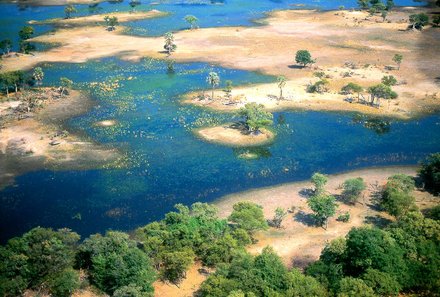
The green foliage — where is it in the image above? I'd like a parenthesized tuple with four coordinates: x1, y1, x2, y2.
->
(368, 83, 397, 106)
(0, 227, 80, 296)
(277, 75, 286, 99)
(361, 269, 400, 296)
(104, 15, 118, 31)
(425, 204, 440, 220)
(320, 237, 347, 264)
(433, 15, 440, 27)
(113, 284, 147, 297)
(60, 77, 73, 96)
(223, 80, 233, 99)
(64, 4, 77, 19)
(306, 79, 329, 93)
(419, 152, 440, 195)
(341, 82, 363, 96)
(307, 194, 337, 229)
(32, 67, 44, 85)
(49, 268, 81, 297)
(409, 13, 429, 30)
(286, 268, 328, 297)
(268, 207, 287, 228)
(381, 174, 417, 217)
(160, 249, 194, 284)
(184, 15, 199, 29)
(392, 54, 403, 70)
(311, 172, 328, 195)
(295, 50, 315, 67)
(163, 32, 177, 55)
(238, 102, 273, 133)
(229, 201, 268, 234)
(342, 178, 366, 204)
(0, 70, 25, 95)
(77, 231, 156, 296)
(18, 26, 34, 53)
(0, 39, 12, 55)
(199, 234, 240, 266)
(337, 212, 350, 223)
(207, 71, 220, 99)
(337, 277, 376, 297)
(381, 75, 397, 86)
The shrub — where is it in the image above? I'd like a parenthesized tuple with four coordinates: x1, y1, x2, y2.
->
(419, 153, 440, 195)
(342, 178, 366, 204)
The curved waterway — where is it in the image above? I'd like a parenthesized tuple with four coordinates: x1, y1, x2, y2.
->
(0, 0, 437, 242)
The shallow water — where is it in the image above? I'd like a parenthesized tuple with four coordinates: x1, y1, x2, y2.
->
(0, 0, 438, 242)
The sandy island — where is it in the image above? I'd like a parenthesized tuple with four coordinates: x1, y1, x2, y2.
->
(196, 125, 274, 147)
(1, 8, 439, 119)
(2, 0, 105, 6)
(0, 88, 120, 189)
(29, 10, 168, 26)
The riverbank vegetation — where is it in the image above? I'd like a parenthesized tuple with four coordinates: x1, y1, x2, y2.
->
(1, 156, 439, 297)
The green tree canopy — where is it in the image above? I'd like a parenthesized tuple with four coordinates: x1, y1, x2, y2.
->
(307, 193, 337, 229)
(238, 102, 273, 133)
(184, 15, 199, 29)
(295, 50, 315, 67)
(409, 13, 429, 30)
(342, 177, 366, 204)
(64, 4, 77, 19)
(228, 201, 268, 234)
(163, 31, 177, 55)
(419, 153, 440, 195)
(311, 172, 328, 195)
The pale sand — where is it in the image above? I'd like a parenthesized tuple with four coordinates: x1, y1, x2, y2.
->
(0, 89, 120, 189)
(196, 125, 274, 147)
(215, 166, 438, 267)
(1, 8, 438, 118)
(29, 10, 168, 26)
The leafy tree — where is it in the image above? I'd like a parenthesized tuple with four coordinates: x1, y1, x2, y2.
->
(387, 174, 415, 193)
(160, 249, 194, 285)
(425, 204, 440, 220)
(269, 207, 287, 228)
(18, 26, 34, 53)
(199, 234, 239, 266)
(32, 67, 44, 86)
(307, 79, 329, 94)
(238, 102, 273, 133)
(381, 75, 397, 86)
(223, 80, 233, 100)
(64, 4, 77, 19)
(228, 201, 268, 234)
(0, 39, 12, 55)
(308, 194, 337, 229)
(184, 15, 199, 29)
(419, 152, 440, 195)
(0, 71, 23, 96)
(49, 268, 81, 297)
(320, 237, 347, 264)
(341, 82, 363, 101)
(361, 269, 400, 296)
(206, 71, 220, 100)
(337, 277, 375, 297)
(311, 172, 328, 195)
(409, 13, 429, 30)
(386, 0, 394, 10)
(342, 177, 366, 204)
(163, 32, 177, 55)
(381, 186, 416, 217)
(60, 77, 73, 96)
(367, 83, 397, 106)
(104, 15, 118, 31)
(277, 75, 286, 99)
(381, 10, 388, 22)
(433, 15, 440, 27)
(357, 0, 370, 9)
(113, 284, 146, 297)
(295, 50, 315, 67)
(285, 269, 328, 297)
(392, 54, 403, 70)
(77, 231, 156, 295)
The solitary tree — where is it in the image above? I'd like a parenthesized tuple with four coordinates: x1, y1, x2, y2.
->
(311, 172, 328, 195)
(32, 67, 44, 86)
(18, 26, 34, 53)
(163, 32, 177, 56)
(0, 39, 12, 55)
(64, 5, 77, 19)
(341, 82, 363, 101)
(295, 50, 315, 67)
(409, 13, 429, 30)
(307, 194, 337, 229)
(270, 207, 287, 228)
(206, 71, 220, 100)
(223, 80, 233, 100)
(277, 75, 286, 100)
(184, 15, 199, 30)
(433, 15, 440, 27)
(418, 153, 440, 195)
(342, 177, 366, 204)
(59, 77, 73, 96)
(238, 102, 273, 133)
(381, 75, 397, 86)
(392, 54, 403, 70)
(368, 83, 397, 107)
(104, 16, 118, 31)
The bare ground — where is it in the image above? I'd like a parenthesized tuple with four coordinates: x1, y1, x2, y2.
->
(195, 125, 274, 147)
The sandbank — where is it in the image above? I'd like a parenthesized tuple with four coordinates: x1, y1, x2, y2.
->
(215, 165, 438, 266)
(195, 125, 274, 147)
(0, 88, 120, 189)
(1, 8, 439, 118)
(29, 10, 168, 26)
(2, 0, 105, 6)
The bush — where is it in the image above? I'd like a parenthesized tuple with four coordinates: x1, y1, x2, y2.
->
(381, 174, 417, 217)
(311, 172, 328, 195)
(337, 277, 376, 297)
(419, 153, 440, 195)
(49, 269, 81, 297)
(337, 212, 350, 223)
(342, 178, 366, 204)
(361, 269, 400, 296)
(228, 202, 268, 234)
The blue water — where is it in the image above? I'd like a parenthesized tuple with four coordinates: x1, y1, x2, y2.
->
(0, 0, 438, 242)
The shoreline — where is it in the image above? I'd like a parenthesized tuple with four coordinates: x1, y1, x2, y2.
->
(214, 164, 436, 266)
(195, 125, 275, 147)
(0, 88, 121, 189)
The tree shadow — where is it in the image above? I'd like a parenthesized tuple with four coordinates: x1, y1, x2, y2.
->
(294, 210, 315, 227)
(299, 188, 314, 198)
(288, 64, 305, 69)
(364, 215, 392, 228)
